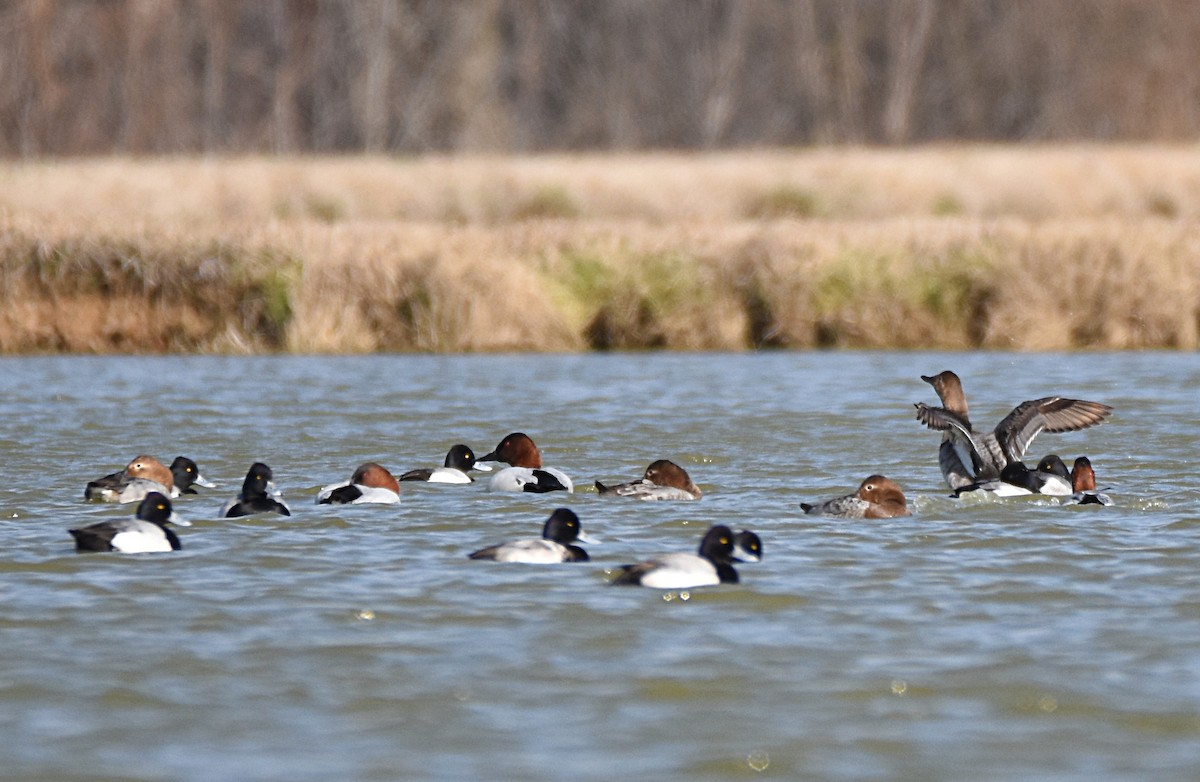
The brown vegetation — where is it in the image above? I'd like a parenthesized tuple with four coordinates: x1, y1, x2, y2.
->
(5, 1, 1200, 156)
(1, 147, 1198, 353)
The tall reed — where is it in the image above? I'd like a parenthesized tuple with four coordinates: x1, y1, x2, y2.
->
(2, 148, 1197, 352)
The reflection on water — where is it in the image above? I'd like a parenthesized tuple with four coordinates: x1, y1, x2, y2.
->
(1, 351, 1198, 781)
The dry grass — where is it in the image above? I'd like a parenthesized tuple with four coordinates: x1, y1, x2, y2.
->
(2, 146, 1199, 352)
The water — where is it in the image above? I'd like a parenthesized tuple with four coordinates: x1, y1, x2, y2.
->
(0, 351, 1197, 781)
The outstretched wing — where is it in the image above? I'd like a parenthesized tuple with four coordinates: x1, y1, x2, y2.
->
(916, 403, 988, 480)
(993, 397, 1113, 462)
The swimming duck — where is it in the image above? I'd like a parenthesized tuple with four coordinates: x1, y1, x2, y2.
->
(801, 475, 910, 518)
(84, 455, 179, 503)
(479, 433, 573, 493)
(170, 456, 216, 495)
(610, 525, 740, 588)
(953, 455, 1073, 498)
(1067, 456, 1113, 506)
(221, 462, 292, 518)
(69, 492, 190, 553)
(732, 530, 763, 563)
(317, 462, 401, 505)
(595, 459, 702, 500)
(399, 444, 491, 484)
(467, 508, 594, 563)
(915, 370, 1113, 491)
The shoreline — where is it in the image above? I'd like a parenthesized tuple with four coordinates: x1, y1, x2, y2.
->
(3, 149, 1198, 353)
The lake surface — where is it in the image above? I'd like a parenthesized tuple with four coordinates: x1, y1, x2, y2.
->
(1, 351, 1197, 781)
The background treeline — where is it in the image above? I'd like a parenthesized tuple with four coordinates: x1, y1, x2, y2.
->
(5, 0, 1200, 157)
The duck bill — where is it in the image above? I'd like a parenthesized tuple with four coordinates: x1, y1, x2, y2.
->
(193, 474, 217, 488)
(471, 462, 493, 472)
(169, 512, 193, 527)
(576, 531, 601, 544)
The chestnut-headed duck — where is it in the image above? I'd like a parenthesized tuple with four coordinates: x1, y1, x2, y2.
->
(801, 475, 910, 518)
(84, 455, 180, 503)
(317, 462, 401, 505)
(70, 492, 190, 553)
(915, 370, 1113, 491)
(479, 432, 573, 493)
(595, 459, 702, 501)
(610, 525, 740, 588)
(467, 508, 594, 563)
(221, 462, 291, 518)
(1067, 456, 1113, 506)
(399, 444, 492, 484)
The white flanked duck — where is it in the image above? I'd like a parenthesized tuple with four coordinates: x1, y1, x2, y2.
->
(610, 525, 741, 589)
(479, 433, 573, 493)
(317, 462, 401, 505)
(399, 444, 491, 484)
(468, 508, 594, 563)
(70, 492, 190, 553)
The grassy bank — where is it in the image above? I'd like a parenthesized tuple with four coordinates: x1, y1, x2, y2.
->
(2, 147, 1198, 352)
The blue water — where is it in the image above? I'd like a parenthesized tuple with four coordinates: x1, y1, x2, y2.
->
(0, 351, 1197, 780)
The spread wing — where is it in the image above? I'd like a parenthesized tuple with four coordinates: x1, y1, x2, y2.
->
(915, 403, 988, 479)
(993, 397, 1113, 462)
(915, 403, 973, 437)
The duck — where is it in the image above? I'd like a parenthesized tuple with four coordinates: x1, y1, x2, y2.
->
(801, 475, 909, 518)
(221, 462, 292, 518)
(170, 456, 216, 495)
(467, 508, 594, 563)
(952, 461, 1041, 497)
(84, 454, 180, 503)
(317, 462, 401, 505)
(479, 432, 573, 493)
(1033, 454, 1074, 495)
(1066, 456, 1113, 506)
(69, 492, 190, 553)
(732, 530, 763, 563)
(399, 444, 491, 484)
(595, 459, 702, 500)
(915, 370, 1113, 491)
(952, 455, 1074, 498)
(610, 525, 740, 588)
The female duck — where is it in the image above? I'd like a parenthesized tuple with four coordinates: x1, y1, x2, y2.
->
(468, 508, 594, 563)
(801, 475, 909, 518)
(595, 459, 702, 501)
(611, 525, 740, 588)
(317, 462, 401, 505)
(479, 433, 573, 493)
(222, 462, 292, 518)
(84, 454, 179, 503)
(70, 492, 191, 553)
(399, 444, 491, 484)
